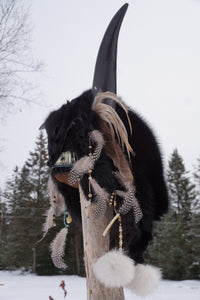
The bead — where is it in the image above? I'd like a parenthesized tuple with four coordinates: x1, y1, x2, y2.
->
(67, 214, 72, 224)
(88, 193, 92, 198)
(88, 169, 92, 174)
(89, 145, 92, 149)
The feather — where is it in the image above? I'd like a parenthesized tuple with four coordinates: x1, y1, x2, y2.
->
(50, 227, 68, 269)
(69, 156, 94, 184)
(89, 130, 105, 161)
(92, 92, 133, 160)
(48, 177, 65, 215)
(115, 172, 143, 222)
(43, 207, 54, 233)
(100, 120, 134, 183)
(69, 130, 105, 184)
(89, 177, 109, 218)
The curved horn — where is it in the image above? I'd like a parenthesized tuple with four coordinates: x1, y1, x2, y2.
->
(92, 3, 128, 97)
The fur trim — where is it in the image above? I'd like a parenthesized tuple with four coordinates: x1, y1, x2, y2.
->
(127, 264, 161, 297)
(93, 250, 135, 288)
(50, 227, 68, 269)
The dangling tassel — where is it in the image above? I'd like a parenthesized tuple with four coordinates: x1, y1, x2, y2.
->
(50, 207, 72, 269)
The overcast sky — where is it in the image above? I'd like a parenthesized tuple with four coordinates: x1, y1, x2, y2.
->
(0, 0, 200, 187)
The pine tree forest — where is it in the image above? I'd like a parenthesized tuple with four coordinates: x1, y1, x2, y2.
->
(0, 134, 199, 280)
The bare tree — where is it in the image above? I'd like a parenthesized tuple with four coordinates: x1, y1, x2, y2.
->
(0, 0, 41, 120)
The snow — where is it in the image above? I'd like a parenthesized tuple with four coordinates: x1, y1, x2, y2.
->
(0, 271, 199, 300)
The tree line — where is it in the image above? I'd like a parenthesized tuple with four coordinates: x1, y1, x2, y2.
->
(0, 132, 199, 280)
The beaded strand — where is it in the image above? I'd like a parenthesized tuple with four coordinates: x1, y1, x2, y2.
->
(53, 196, 57, 227)
(88, 139, 93, 200)
(108, 191, 123, 252)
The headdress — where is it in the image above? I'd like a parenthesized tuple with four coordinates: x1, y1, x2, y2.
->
(40, 3, 168, 296)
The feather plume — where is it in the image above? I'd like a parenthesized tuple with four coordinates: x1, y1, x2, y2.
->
(48, 177, 65, 215)
(43, 207, 54, 233)
(89, 177, 109, 218)
(37, 178, 66, 244)
(92, 92, 133, 159)
(89, 130, 105, 161)
(115, 172, 143, 222)
(69, 156, 94, 185)
(69, 130, 105, 184)
(100, 120, 134, 183)
(50, 227, 68, 269)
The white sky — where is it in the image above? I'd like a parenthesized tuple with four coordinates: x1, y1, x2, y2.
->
(0, 0, 200, 187)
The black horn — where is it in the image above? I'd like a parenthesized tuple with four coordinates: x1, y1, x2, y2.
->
(92, 3, 128, 97)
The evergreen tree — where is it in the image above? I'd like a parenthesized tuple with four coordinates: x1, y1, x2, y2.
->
(192, 157, 200, 278)
(0, 188, 8, 269)
(2, 133, 50, 271)
(2, 132, 85, 275)
(146, 149, 198, 280)
(1, 166, 22, 269)
(194, 157, 200, 200)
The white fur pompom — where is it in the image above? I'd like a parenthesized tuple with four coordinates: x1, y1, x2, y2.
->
(127, 264, 161, 297)
(93, 250, 135, 288)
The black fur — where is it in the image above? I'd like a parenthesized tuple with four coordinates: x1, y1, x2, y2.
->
(43, 89, 168, 263)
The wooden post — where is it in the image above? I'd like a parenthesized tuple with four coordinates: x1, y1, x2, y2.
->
(79, 187, 125, 300)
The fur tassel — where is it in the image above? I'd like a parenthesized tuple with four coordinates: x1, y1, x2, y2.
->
(127, 264, 161, 297)
(50, 227, 68, 269)
(93, 250, 135, 288)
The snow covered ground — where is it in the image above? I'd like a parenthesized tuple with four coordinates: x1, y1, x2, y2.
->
(0, 271, 199, 300)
